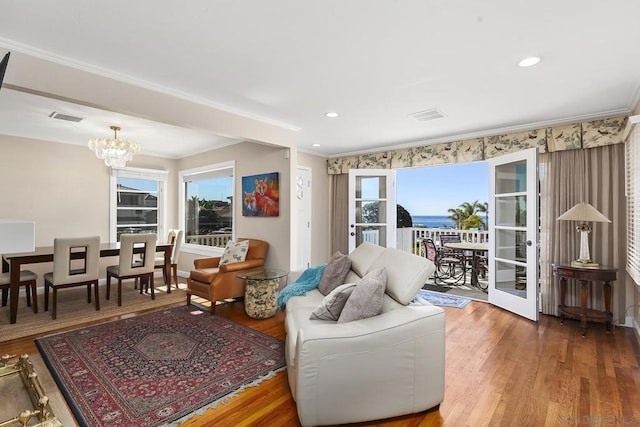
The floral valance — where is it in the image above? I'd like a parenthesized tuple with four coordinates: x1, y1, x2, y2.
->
(327, 116, 627, 174)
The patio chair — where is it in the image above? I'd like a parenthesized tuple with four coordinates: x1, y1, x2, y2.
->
(423, 238, 466, 285)
(439, 233, 473, 269)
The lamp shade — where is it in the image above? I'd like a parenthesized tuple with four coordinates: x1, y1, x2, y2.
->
(556, 203, 611, 223)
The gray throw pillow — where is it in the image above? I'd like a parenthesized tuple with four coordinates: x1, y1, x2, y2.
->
(317, 251, 352, 296)
(309, 283, 357, 321)
(338, 268, 387, 323)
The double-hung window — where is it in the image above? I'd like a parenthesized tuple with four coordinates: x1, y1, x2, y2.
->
(179, 161, 235, 255)
(110, 167, 168, 242)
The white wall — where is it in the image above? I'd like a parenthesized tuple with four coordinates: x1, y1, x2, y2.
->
(297, 151, 331, 265)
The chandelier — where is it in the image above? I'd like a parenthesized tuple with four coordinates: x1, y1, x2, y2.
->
(88, 126, 140, 168)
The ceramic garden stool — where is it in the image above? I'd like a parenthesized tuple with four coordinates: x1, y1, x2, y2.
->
(238, 269, 288, 319)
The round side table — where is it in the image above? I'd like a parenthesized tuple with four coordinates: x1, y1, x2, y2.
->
(238, 269, 288, 319)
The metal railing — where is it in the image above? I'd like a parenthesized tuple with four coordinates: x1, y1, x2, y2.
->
(185, 233, 232, 247)
(397, 227, 489, 255)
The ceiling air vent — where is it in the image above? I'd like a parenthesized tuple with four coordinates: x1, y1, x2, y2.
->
(409, 108, 446, 123)
(49, 112, 84, 123)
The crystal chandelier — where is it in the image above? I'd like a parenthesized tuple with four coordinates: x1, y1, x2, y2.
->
(88, 126, 140, 168)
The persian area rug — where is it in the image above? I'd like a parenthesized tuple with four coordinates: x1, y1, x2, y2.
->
(415, 289, 471, 308)
(35, 305, 286, 427)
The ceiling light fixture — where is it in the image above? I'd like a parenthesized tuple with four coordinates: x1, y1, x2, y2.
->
(312, 143, 321, 147)
(88, 126, 140, 168)
(518, 56, 541, 67)
(326, 112, 338, 118)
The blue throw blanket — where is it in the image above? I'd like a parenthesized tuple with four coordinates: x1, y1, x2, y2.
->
(277, 264, 327, 309)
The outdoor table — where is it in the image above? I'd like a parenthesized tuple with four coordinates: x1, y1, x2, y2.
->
(444, 242, 489, 290)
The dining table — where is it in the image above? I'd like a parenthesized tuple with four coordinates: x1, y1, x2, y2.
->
(2, 241, 174, 324)
(444, 241, 489, 290)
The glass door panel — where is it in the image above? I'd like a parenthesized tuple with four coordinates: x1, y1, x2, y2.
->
(495, 195, 527, 227)
(349, 170, 396, 253)
(489, 148, 539, 321)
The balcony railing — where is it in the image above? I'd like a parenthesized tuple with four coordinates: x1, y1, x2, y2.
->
(396, 227, 489, 255)
(187, 229, 486, 257)
(186, 233, 232, 248)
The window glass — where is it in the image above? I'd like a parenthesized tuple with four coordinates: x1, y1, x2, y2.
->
(110, 169, 167, 242)
(182, 163, 234, 249)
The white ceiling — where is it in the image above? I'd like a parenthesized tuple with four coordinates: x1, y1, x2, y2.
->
(1, 0, 640, 158)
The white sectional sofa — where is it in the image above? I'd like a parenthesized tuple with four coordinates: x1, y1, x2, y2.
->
(284, 242, 445, 426)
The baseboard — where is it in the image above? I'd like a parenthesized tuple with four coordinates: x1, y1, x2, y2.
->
(633, 317, 640, 345)
(622, 316, 634, 328)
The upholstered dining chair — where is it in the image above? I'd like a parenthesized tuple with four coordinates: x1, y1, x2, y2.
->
(106, 233, 157, 306)
(154, 229, 183, 289)
(0, 269, 39, 313)
(187, 238, 268, 314)
(43, 236, 100, 320)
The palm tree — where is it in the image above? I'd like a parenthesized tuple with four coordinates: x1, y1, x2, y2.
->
(447, 200, 489, 229)
(447, 207, 465, 229)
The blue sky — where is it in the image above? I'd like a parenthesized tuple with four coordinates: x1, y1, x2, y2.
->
(397, 162, 489, 216)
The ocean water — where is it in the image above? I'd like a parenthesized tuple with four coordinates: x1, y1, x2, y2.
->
(411, 215, 455, 228)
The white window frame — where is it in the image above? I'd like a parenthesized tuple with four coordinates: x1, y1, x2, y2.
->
(626, 121, 640, 286)
(109, 167, 169, 242)
(179, 160, 236, 257)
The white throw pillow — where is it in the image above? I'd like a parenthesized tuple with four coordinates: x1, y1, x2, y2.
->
(219, 240, 250, 265)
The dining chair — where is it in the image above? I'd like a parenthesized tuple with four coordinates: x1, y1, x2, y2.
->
(106, 233, 157, 306)
(43, 236, 100, 320)
(0, 270, 39, 313)
(154, 229, 183, 289)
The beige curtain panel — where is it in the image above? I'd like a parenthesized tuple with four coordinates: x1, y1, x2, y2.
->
(539, 143, 626, 319)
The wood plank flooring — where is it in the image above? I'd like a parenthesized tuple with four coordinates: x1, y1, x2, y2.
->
(1, 299, 639, 426)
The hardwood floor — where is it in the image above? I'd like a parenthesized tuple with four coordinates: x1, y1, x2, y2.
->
(1, 300, 639, 426)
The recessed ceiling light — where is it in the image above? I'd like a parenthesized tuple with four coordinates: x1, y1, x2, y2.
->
(326, 112, 338, 118)
(518, 56, 541, 67)
(312, 143, 320, 147)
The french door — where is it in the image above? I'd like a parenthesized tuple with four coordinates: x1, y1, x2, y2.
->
(348, 169, 396, 253)
(488, 148, 539, 321)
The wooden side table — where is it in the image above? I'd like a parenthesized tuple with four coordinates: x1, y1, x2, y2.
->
(552, 263, 617, 336)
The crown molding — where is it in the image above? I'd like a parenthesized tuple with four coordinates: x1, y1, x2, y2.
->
(0, 38, 301, 133)
(328, 109, 631, 158)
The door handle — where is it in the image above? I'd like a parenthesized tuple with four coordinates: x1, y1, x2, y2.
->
(350, 232, 355, 236)
(526, 240, 532, 246)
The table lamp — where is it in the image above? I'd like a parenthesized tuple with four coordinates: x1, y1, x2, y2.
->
(557, 203, 610, 268)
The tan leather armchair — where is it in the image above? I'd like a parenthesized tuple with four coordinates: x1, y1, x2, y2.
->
(187, 238, 269, 314)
